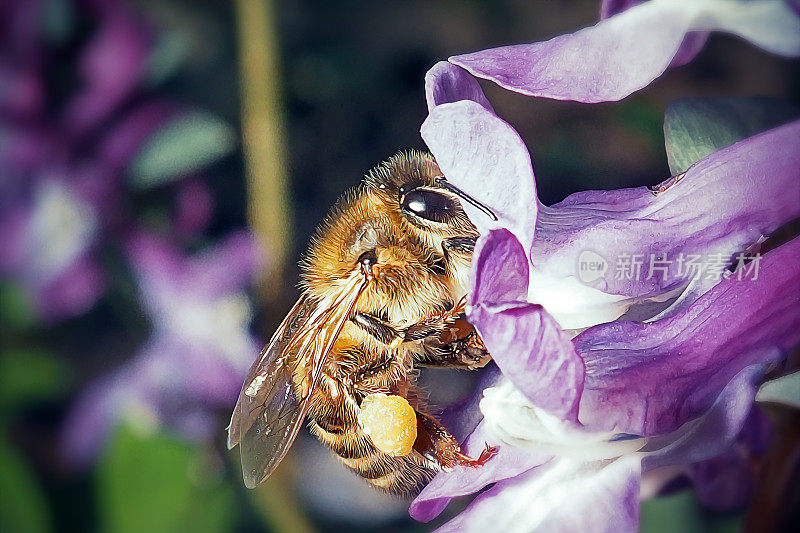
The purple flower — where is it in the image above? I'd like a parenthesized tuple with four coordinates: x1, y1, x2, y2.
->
(0, 0, 170, 321)
(0, 178, 105, 320)
(62, 232, 261, 466)
(411, 1, 800, 531)
(448, 0, 800, 103)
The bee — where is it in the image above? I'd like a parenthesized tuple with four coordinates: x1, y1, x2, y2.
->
(227, 151, 497, 496)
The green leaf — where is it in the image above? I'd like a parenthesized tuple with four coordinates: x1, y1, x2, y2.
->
(145, 32, 192, 87)
(757, 371, 800, 409)
(40, 0, 74, 45)
(641, 491, 743, 533)
(0, 348, 70, 410)
(641, 491, 705, 533)
(0, 436, 52, 533)
(129, 112, 236, 188)
(0, 283, 36, 332)
(664, 98, 800, 175)
(97, 424, 236, 533)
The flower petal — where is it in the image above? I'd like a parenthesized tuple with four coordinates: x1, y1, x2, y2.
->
(421, 100, 538, 255)
(61, 372, 124, 468)
(410, 422, 548, 522)
(36, 254, 106, 321)
(599, 0, 709, 67)
(451, 0, 800, 103)
(425, 61, 494, 112)
(688, 406, 769, 511)
(63, 9, 151, 134)
(187, 231, 260, 299)
(433, 455, 641, 533)
(471, 303, 584, 421)
(468, 229, 584, 419)
(530, 119, 800, 328)
(575, 237, 800, 435)
(640, 365, 769, 469)
(469, 229, 529, 306)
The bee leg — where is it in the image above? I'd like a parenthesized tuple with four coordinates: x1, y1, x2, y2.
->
(414, 318, 491, 369)
(401, 296, 467, 342)
(348, 353, 408, 396)
(415, 332, 491, 369)
(352, 300, 466, 347)
(414, 411, 496, 470)
(352, 312, 403, 346)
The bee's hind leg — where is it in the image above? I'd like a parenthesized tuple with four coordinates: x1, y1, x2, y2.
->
(412, 410, 496, 470)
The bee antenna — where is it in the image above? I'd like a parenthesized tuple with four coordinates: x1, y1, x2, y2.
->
(435, 177, 498, 221)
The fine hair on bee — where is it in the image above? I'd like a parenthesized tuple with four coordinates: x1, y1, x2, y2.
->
(228, 150, 496, 497)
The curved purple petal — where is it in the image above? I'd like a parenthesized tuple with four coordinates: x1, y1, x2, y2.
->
(469, 229, 529, 305)
(468, 229, 584, 419)
(471, 303, 584, 422)
(433, 455, 641, 533)
(126, 232, 185, 300)
(421, 100, 538, 255)
(640, 365, 767, 470)
(99, 101, 174, 172)
(439, 363, 502, 444)
(575, 237, 800, 436)
(451, 0, 800, 103)
(668, 31, 710, 67)
(690, 449, 753, 511)
(599, 0, 709, 67)
(599, 0, 642, 19)
(61, 372, 124, 468)
(688, 407, 770, 511)
(530, 119, 800, 328)
(425, 61, 494, 112)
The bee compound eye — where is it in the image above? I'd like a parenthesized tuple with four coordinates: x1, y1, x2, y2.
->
(400, 188, 457, 224)
(358, 249, 378, 267)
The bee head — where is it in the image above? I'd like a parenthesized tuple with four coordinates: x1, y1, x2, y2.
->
(366, 151, 490, 237)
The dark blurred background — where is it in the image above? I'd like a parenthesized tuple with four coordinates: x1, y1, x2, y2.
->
(1, 0, 797, 532)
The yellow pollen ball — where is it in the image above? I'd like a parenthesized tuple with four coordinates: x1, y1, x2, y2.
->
(357, 393, 417, 457)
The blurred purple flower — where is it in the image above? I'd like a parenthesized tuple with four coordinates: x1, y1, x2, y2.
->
(0, 0, 175, 321)
(0, 178, 105, 320)
(62, 231, 261, 466)
(411, 1, 800, 531)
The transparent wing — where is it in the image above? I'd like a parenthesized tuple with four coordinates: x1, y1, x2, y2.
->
(227, 276, 367, 489)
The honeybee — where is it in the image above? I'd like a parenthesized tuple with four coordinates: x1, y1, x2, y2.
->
(227, 151, 497, 496)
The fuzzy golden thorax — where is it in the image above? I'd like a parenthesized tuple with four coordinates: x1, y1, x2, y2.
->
(301, 151, 478, 328)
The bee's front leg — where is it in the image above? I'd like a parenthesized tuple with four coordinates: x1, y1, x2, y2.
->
(414, 317, 491, 370)
(351, 298, 466, 348)
(413, 410, 495, 470)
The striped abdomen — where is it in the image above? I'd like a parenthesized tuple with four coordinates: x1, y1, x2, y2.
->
(307, 391, 437, 497)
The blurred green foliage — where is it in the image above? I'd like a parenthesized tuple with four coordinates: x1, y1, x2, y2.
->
(641, 491, 743, 533)
(0, 349, 70, 411)
(130, 111, 237, 189)
(0, 284, 35, 333)
(97, 425, 236, 533)
(665, 98, 800, 175)
(0, 437, 53, 533)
